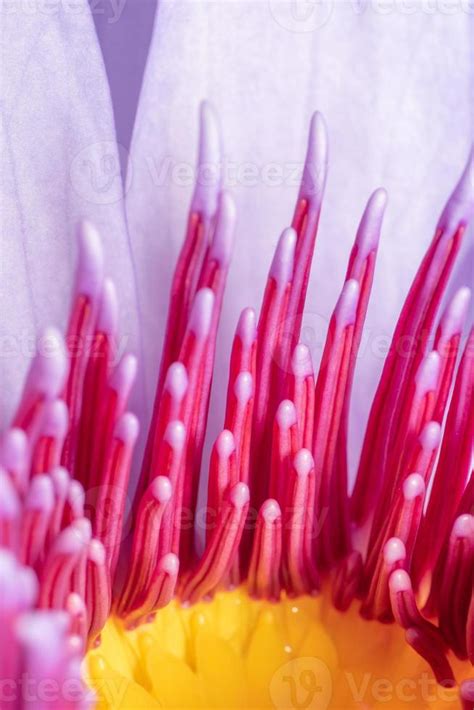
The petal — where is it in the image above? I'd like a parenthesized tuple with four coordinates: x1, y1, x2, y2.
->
(126, 4, 472, 475)
(1, 10, 146, 428)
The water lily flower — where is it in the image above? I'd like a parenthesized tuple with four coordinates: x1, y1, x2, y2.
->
(1, 5, 473, 710)
(1, 100, 473, 707)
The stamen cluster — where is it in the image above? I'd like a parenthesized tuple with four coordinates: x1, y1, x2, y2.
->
(0, 105, 473, 707)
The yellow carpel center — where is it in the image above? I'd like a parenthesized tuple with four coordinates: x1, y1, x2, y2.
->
(86, 588, 472, 709)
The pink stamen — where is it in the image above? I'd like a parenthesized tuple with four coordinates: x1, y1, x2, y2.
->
(117, 476, 172, 617)
(352, 154, 472, 526)
(288, 344, 315, 450)
(248, 499, 282, 601)
(0, 427, 28, 494)
(31, 399, 68, 475)
(180, 482, 249, 604)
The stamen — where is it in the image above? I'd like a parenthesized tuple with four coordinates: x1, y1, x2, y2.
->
(86, 539, 111, 645)
(20, 474, 55, 570)
(227, 307, 257, 392)
(433, 287, 470, 421)
(39, 518, 91, 610)
(414, 329, 474, 585)
(207, 430, 237, 530)
(13, 327, 68, 432)
(269, 399, 298, 505)
(313, 278, 359, 566)
(288, 344, 315, 450)
(62, 222, 104, 472)
(153, 103, 222, 404)
(248, 499, 282, 601)
(122, 552, 179, 626)
(31, 398, 68, 475)
(282, 113, 328, 376)
(176, 288, 215, 567)
(0, 468, 20, 550)
(117, 476, 172, 617)
(75, 279, 118, 489)
(352, 155, 471, 526)
(361, 535, 407, 621)
(47, 467, 70, 549)
(224, 371, 254, 485)
(94, 413, 139, 577)
(180, 482, 249, 604)
(389, 570, 446, 647)
(405, 627, 455, 687)
(251, 228, 296, 509)
(0, 427, 28, 494)
(282, 449, 318, 596)
(437, 514, 474, 659)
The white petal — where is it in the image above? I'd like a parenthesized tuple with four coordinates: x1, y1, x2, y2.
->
(0, 9, 146, 428)
(126, 3, 472, 475)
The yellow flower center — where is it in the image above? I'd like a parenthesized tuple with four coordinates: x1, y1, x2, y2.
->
(86, 587, 472, 709)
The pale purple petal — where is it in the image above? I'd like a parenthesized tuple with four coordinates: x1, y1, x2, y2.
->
(1, 9, 146, 428)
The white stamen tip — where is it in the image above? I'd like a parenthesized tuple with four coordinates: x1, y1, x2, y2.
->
(419, 421, 442, 452)
(164, 420, 186, 451)
(88, 539, 106, 566)
(261, 498, 282, 524)
(209, 191, 236, 267)
(160, 552, 180, 577)
(291, 343, 314, 378)
(234, 371, 253, 404)
(189, 288, 215, 338)
(26, 474, 55, 512)
(0, 428, 28, 471)
(270, 228, 297, 285)
(437, 148, 474, 235)
(40, 399, 68, 438)
(230, 482, 250, 508)
(356, 188, 388, 258)
(439, 287, 471, 341)
(415, 351, 441, 395)
(300, 111, 328, 204)
(294, 448, 314, 477)
(97, 279, 118, 336)
(165, 362, 189, 401)
(452, 514, 474, 540)
(0, 467, 20, 517)
(33, 327, 68, 398)
(110, 354, 138, 397)
(383, 537, 406, 566)
(389, 569, 412, 593)
(216, 430, 235, 459)
(192, 100, 222, 217)
(114, 412, 139, 445)
(335, 278, 360, 327)
(276, 400, 297, 430)
(77, 220, 104, 298)
(151, 476, 173, 504)
(51, 467, 70, 497)
(236, 307, 257, 346)
(402, 473, 425, 501)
